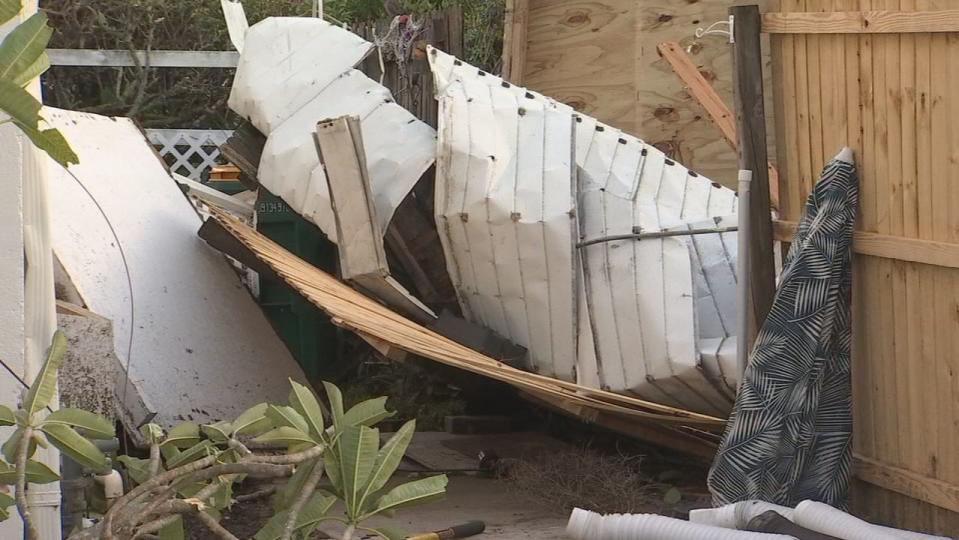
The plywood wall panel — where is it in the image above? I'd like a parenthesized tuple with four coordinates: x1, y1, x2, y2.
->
(516, 0, 771, 188)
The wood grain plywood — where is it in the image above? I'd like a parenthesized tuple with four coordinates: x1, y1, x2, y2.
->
(518, 0, 771, 188)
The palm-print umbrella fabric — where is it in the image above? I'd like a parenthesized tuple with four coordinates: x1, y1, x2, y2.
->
(708, 149, 859, 508)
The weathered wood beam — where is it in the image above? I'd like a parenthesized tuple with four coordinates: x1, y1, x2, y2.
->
(731, 5, 777, 352)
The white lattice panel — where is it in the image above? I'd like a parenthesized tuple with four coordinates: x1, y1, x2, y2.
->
(146, 129, 233, 180)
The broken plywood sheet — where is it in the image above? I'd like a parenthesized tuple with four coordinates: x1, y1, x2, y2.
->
(45, 108, 306, 437)
(231, 18, 435, 244)
(430, 48, 739, 415)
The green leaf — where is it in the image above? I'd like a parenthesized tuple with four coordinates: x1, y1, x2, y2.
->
(338, 425, 379, 517)
(0, 12, 52, 85)
(202, 421, 232, 444)
(322, 381, 345, 430)
(0, 406, 14, 427)
(165, 440, 215, 469)
(116, 455, 158, 485)
(360, 526, 407, 540)
(140, 423, 164, 445)
(12, 51, 49, 87)
(324, 446, 342, 496)
(0, 491, 12, 522)
(43, 408, 114, 440)
(369, 475, 448, 517)
(1, 427, 33, 463)
(273, 457, 319, 512)
(266, 405, 310, 435)
(158, 515, 184, 540)
(23, 124, 78, 167)
(663, 486, 682, 506)
(232, 403, 272, 437)
(0, 459, 59, 484)
(22, 331, 66, 417)
(253, 427, 316, 447)
(0, 0, 21, 27)
(162, 422, 201, 449)
(357, 420, 415, 513)
(289, 380, 325, 438)
(342, 397, 395, 428)
(253, 494, 336, 540)
(40, 423, 109, 472)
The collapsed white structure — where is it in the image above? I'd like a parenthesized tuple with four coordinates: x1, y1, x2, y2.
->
(429, 49, 739, 415)
(223, 12, 741, 415)
(229, 18, 436, 243)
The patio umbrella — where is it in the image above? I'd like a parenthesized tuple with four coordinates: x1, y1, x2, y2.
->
(708, 147, 859, 508)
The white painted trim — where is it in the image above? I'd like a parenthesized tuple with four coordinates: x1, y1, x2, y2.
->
(48, 49, 239, 68)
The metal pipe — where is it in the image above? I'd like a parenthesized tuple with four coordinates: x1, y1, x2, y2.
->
(577, 226, 739, 249)
(737, 169, 753, 384)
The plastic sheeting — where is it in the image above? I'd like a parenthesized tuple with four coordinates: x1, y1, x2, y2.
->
(430, 48, 739, 414)
(229, 18, 436, 243)
(45, 109, 307, 438)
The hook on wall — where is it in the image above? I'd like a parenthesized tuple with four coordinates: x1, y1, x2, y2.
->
(694, 15, 735, 45)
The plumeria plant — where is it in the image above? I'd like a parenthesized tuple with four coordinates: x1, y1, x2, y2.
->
(2, 332, 447, 540)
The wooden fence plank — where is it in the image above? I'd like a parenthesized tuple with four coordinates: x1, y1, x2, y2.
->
(856, 455, 959, 514)
(763, 10, 959, 33)
(774, 220, 959, 269)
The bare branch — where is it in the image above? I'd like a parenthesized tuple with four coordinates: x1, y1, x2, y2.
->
(15, 427, 39, 540)
(169, 500, 239, 540)
(281, 460, 325, 540)
(235, 486, 277, 503)
(246, 444, 325, 465)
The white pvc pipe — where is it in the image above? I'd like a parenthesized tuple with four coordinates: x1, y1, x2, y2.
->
(95, 470, 125, 506)
(689, 500, 795, 530)
(736, 169, 753, 385)
(794, 501, 949, 540)
(567, 508, 798, 540)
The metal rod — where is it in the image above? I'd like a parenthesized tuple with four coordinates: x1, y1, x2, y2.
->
(737, 169, 753, 385)
(577, 226, 739, 249)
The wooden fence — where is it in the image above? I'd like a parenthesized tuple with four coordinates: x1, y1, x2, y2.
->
(768, 1, 959, 534)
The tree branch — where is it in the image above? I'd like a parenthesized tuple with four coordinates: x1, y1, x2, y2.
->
(15, 427, 39, 540)
(281, 460, 325, 540)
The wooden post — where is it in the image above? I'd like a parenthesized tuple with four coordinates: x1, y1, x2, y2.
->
(730, 4, 777, 355)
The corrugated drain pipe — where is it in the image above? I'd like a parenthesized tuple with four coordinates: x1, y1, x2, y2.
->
(566, 509, 798, 539)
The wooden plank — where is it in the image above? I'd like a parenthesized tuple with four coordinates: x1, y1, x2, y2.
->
(55, 301, 108, 323)
(314, 116, 388, 280)
(206, 208, 728, 436)
(855, 455, 959, 514)
(774, 220, 959, 269)
(762, 10, 959, 33)
(48, 49, 239, 68)
(656, 40, 781, 208)
(502, 0, 529, 85)
(731, 4, 777, 353)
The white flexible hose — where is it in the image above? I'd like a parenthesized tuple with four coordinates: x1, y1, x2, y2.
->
(689, 500, 796, 529)
(567, 508, 798, 540)
(794, 501, 949, 540)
